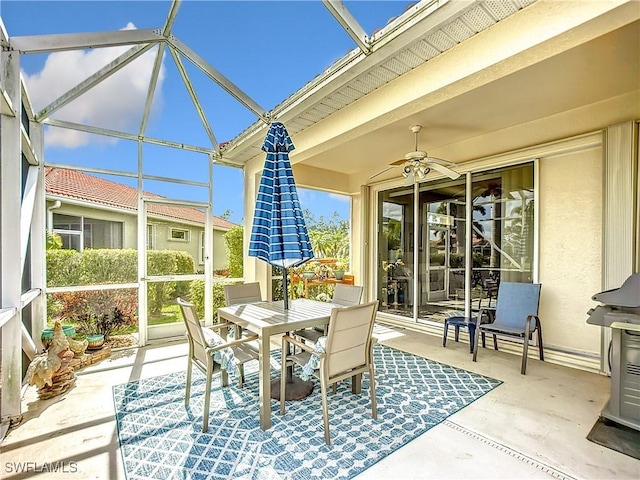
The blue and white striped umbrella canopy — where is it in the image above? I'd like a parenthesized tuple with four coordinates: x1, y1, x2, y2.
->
(248, 122, 314, 269)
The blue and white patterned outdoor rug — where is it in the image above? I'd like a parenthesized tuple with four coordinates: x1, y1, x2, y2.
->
(113, 344, 501, 480)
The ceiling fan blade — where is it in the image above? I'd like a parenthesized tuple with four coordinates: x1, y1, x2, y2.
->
(428, 162, 461, 180)
(390, 158, 406, 166)
(426, 156, 457, 167)
(369, 166, 395, 179)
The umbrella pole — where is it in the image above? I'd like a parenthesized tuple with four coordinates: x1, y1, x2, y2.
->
(283, 267, 289, 310)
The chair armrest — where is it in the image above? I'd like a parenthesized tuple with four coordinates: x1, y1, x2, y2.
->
(206, 333, 259, 353)
(282, 334, 317, 354)
(210, 321, 235, 331)
(478, 307, 496, 324)
(525, 314, 540, 331)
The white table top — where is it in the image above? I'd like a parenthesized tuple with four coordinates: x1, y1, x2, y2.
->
(217, 298, 340, 336)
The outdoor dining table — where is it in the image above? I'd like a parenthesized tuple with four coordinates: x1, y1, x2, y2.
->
(217, 298, 342, 430)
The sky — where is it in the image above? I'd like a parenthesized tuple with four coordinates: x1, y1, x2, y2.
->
(1, 0, 409, 225)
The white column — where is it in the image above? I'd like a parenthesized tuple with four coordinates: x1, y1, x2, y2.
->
(1, 48, 23, 434)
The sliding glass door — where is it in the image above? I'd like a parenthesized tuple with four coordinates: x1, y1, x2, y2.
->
(376, 162, 534, 326)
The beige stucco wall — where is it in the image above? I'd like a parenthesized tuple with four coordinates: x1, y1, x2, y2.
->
(48, 202, 230, 272)
(538, 146, 603, 356)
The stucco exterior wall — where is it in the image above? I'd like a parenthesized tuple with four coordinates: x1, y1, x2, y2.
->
(48, 202, 230, 272)
(538, 145, 603, 356)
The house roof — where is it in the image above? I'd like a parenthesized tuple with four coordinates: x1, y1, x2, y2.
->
(44, 167, 236, 230)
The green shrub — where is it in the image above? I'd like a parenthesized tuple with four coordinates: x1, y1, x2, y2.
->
(81, 249, 137, 283)
(48, 248, 195, 333)
(147, 250, 196, 314)
(188, 279, 239, 319)
(224, 225, 244, 278)
(46, 250, 82, 287)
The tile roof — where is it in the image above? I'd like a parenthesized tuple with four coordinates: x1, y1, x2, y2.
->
(44, 167, 236, 230)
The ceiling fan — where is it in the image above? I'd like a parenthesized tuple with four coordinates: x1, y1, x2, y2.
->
(370, 125, 461, 181)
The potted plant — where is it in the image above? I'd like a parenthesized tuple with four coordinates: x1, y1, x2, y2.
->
(300, 262, 317, 281)
(333, 260, 347, 280)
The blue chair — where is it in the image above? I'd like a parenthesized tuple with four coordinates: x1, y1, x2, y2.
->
(442, 293, 497, 353)
(443, 315, 491, 353)
(472, 282, 543, 375)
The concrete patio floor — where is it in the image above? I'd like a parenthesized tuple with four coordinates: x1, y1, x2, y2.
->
(1, 323, 638, 479)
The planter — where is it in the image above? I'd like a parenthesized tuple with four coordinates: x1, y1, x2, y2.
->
(86, 334, 105, 350)
(41, 325, 76, 350)
(302, 272, 315, 281)
(334, 270, 345, 280)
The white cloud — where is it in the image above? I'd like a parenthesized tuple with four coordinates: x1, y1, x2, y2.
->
(328, 192, 349, 202)
(23, 22, 165, 148)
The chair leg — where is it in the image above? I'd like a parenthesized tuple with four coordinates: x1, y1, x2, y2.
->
(369, 365, 377, 420)
(202, 364, 213, 433)
(280, 341, 287, 415)
(443, 321, 449, 347)
(481, 332, 486, 349)
(320, 375, 331, 445)
(468, 324, 475, 354)
(493, 335, 498, 350)
(185, 358, 193, 407)
(521, 336, 529, 375)
(472, 325, 481, 362)
(237, 364, 245, 388)
(537, 321, 544, 361)
(454, 325, 460, 342)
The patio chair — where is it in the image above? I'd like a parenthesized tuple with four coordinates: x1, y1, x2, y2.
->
(279, 300, 379, 444)
(224, 282, 263, 306)
(293, 284, 364, 344)
(177, 297, 259, 432)
(472, 282, 543, 375)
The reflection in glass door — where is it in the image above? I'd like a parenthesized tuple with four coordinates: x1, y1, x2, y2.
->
(418, 182, 467, 321)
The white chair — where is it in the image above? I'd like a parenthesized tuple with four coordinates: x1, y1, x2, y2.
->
(294, 284, 364, 344)
(177, 297, 259, 432)
(280, 300, 379, 444)
(224, 282, 263, 306)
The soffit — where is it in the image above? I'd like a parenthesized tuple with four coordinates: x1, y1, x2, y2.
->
(221, 0, 538, 165)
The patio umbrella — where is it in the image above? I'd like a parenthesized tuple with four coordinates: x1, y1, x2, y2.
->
(248, 122, 314, 310)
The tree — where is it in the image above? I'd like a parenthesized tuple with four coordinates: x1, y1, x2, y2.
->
(224, 225, 244, 277)
(304, 210, 349, 259)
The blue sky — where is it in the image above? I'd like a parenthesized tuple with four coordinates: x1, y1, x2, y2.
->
(2, 1, 407, 224)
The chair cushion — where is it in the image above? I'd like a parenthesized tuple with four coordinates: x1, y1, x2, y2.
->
(299, 337, 326, 380)
(202, 328, 239, 374)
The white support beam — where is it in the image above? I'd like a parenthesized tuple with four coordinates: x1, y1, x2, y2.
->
(36, 43, 155, 121)
(20, 124, 38, 165)
(162, 0, 182, 37)
(10, 28, 164, 53)
(139, 40, 167, 137)
(1, 89, 15, 117)
(1, 47, 24, 436)
(322, 0, 371, 54)
(167, 36, 268, 122)
(43, 118, 215, 155)
(20, 166, 38, 274)
(168, 46, 220, 153)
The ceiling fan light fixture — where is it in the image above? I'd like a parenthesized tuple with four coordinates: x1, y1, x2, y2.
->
(402, 164, 413, 177)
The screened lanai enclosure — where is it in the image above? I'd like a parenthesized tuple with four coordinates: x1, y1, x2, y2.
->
(2, 0, 639, 441)
(5, 0, 512, 437)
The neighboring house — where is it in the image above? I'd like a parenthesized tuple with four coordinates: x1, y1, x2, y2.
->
(44, 167, 236, 273)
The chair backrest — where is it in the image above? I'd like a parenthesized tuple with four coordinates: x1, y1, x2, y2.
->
(332, 284, 364, 306)
(494, 282, 542, 329)
(324, 300, 378, 378)
(177, 297, 208, 365)
(224, 282, 262, 306)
